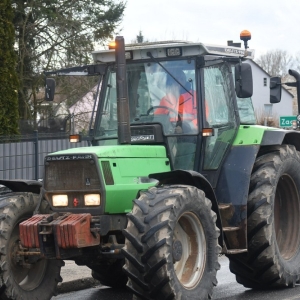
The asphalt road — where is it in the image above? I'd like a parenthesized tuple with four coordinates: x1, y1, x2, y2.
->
(53, 256, 300, 300)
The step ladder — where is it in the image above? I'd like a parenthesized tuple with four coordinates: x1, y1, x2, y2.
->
(219, 203, 247, 255)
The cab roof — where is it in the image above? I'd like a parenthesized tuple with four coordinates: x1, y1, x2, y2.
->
(92, 40, 255, 63)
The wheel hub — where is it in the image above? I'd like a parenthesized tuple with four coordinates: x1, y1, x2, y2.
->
(172, 240, 183, 262)
(173, 212, 206, 289)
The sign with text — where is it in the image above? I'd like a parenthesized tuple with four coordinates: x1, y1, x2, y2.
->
(279, 116, 296, 127)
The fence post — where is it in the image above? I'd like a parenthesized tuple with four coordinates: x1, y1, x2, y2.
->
(34, 130, 39, 180)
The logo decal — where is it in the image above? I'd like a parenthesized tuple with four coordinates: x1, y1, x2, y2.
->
(73, 198, 79, 207)
(46, 154, 93, 161)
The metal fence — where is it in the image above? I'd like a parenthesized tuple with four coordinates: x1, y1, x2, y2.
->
(0, 132, 89, 180)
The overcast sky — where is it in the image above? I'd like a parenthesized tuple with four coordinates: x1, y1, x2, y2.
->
(117, 0, 300, 59)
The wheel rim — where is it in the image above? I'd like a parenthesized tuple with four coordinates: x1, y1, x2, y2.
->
(10, 224, 47, 291)
(173, 212, 206, 289)
(274, 174, 300, 260)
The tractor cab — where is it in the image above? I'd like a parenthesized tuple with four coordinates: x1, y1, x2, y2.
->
(86, 38, 256, 172)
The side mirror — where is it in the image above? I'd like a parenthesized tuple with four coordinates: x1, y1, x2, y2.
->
(235, 63, 253, 98)
(270, 77, 281, 103)
(45, 78, 56, 101)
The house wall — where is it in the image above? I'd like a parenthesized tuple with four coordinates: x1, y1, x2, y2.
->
(248, 60, 293, 125)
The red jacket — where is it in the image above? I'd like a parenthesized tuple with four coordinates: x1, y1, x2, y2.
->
(155, 91, 197, 124)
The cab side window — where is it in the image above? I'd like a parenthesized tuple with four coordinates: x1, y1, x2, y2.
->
(203, 64, 238, 170)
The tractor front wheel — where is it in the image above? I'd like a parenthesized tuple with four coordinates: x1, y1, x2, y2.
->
(122, 185, 220, 299)
(0, 192, 63, 300)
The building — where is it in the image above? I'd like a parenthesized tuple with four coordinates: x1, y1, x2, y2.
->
(227, 40, 294, 127)
(249, 60, 294, 127)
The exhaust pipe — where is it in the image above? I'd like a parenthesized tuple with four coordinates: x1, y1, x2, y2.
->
(115, 36, 131, 144)
(288, 70, 300, 115)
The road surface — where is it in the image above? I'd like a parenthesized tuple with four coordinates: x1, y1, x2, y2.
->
(53, 256, 300, 300)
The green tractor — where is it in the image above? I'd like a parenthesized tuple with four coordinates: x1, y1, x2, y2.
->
(2, 31, 300, 300)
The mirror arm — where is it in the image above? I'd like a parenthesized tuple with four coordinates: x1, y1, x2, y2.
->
(288, 69, 300, 115)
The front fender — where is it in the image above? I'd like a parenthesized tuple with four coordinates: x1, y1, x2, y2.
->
(149, 169, 224, 246)
(0, 180, 41, 194)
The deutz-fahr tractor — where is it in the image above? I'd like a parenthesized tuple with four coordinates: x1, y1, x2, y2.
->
(2, 31, 300, 300)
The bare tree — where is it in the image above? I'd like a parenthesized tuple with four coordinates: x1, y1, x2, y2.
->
(255, 49, 294, 77)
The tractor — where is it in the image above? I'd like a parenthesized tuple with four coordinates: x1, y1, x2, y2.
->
(1, 31, 300, 300)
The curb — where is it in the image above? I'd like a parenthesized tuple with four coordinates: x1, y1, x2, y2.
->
(57, 277, 100, 294)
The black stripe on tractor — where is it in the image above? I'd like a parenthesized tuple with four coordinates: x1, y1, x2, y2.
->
(101, 161, 114, 185)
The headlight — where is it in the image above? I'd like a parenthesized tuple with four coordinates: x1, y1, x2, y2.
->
(84, 194, 100, 206)
(52, 195, 68, 206)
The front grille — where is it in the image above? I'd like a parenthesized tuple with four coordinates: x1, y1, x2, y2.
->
(101, 161, 114, 185)
(44, 158, 101, 191)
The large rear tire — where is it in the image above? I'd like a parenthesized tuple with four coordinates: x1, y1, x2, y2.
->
(0, 192, 63, 300)
(122, 185, 220, 300)
(228, 145, 300, 288)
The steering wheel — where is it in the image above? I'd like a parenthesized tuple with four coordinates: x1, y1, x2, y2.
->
(146, 105, 183, 133)
(146, 106, 182, 121)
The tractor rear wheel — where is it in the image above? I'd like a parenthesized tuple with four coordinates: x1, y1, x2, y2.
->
(0, 192, 63, 300)
(122, 185, 220, 300)
(228, 145, 300, 288)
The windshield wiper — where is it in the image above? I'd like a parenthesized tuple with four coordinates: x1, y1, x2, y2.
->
(146, 52, 193, 96)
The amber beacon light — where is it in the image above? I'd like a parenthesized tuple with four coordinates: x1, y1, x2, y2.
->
(240, 30, 251, 47)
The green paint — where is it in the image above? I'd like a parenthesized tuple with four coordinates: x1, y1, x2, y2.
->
(50, 145, 168, 159)
(49, 145, 170, 214)
(233, 125, 278, 146)
(50, 127, 291, 214)
(102, 157, 170, 213)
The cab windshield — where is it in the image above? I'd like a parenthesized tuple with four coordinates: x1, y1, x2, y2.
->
(96, 59, 197, 139)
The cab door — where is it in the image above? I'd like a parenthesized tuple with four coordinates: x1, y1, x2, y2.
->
(201, 62, 239, 181)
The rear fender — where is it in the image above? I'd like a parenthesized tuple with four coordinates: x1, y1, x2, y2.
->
(262, 130, 300, 151)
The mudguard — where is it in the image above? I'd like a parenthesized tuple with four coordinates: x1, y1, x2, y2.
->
(149, 169, 223, 246)
(0, 180, 42, 194)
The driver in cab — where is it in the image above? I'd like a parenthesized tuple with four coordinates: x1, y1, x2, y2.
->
(154, 70, 198, 131)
